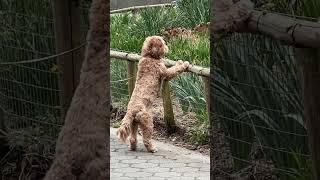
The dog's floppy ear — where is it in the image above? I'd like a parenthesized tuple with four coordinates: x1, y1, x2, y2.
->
(141, 36, 166, 59)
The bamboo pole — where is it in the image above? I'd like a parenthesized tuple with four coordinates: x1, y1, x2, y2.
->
(110, 50, 210, 77)
(162, 80, 176, 134)
(110, 3, 174, 14)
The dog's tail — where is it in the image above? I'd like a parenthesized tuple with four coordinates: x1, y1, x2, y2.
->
(116, 113, 134, 143)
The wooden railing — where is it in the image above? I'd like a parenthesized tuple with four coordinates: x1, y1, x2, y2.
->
(110, 3, 175, 14)
(110, 50, 210, 134)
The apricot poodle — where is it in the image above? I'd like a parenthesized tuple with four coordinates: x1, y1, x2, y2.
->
(117, 36, 189, 153)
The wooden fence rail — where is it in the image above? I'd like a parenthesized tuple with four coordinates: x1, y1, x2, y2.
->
(110, 50, 210, 134)
(110, 3, 174, 14)
(110, 50, 210, 76)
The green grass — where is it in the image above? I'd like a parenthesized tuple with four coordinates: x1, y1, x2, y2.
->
(166, 35, 210, 66)
(256, 0, 320, 18)
(110, 0, 210, 146)
(213, 33, 309, 179)
(111, 1, 210, 118)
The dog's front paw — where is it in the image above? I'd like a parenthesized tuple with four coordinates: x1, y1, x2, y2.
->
(183, 61, 190, 70)
(176, 60, 184, 66)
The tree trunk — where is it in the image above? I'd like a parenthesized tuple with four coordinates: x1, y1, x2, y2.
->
(44, 0, 110, 179)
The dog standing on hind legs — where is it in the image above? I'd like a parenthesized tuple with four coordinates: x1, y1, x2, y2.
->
(117, 36, 189, 153)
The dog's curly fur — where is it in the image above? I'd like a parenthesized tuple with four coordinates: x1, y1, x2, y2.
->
(117, 36, 189, 153)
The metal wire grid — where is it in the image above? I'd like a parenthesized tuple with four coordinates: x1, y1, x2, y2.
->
(0, 0, 91, 156)
(211, 32, 309, 178)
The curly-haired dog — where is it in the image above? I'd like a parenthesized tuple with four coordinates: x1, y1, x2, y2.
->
(117, 36, 189, 153)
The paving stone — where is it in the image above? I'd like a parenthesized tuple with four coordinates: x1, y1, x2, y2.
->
(111, 155, 137, 160)
(159, 162, 186, 168)
(196, 177, 210, 180)
(112, 177, 132, 180)
(143, 167, 170, 173)
(131, 162, 159, 168)
(199, 166, 210, 172)
(110, 172, 123, 177)
(147, 177, 166, 180)
(137, 155, 166, 160)
(154, 172, 183, 177)
(167, 177, 196, 180)
(121, 159, 147, 164)
(183, 172, 208, 177)
(110, 127, 209, 180)
(123, 172, 153, 177)
(112, 167, 141, 173)
(187, 162, 208, 168)
(170, 167, 200, 173)
(147, 159, 173, 164)
(112, 163, 130, 168)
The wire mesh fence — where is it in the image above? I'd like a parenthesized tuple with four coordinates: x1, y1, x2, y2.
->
(0, 0, 91, 159)
(211, 27, 313, 178)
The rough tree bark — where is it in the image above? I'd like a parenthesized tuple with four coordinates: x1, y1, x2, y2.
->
(44, 0, 110, 179)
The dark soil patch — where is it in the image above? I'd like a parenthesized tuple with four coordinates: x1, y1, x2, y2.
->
(160, 22, 210, 41)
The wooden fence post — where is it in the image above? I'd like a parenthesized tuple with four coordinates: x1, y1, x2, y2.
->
(0, 107, 8, 157)
(52, 0, 84, 120)
(131, 9, 139, 18)
(162, 80, 176, 134)
(127, 61, 137, 98)
(296, 48, 320, 180)
(202, 76, 210, 115)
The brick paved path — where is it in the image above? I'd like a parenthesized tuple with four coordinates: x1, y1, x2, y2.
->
(110, 128, 210, 180)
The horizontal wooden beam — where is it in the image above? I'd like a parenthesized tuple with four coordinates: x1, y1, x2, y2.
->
(110, 3, 174, 14)
(246, 10, 320, 48)
(110, 50, 210, 77)
(212, 1, 320, 49)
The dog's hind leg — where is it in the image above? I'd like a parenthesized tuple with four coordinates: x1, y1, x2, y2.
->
(117, 112, 135, 143)
(129, 121, 138, 151)
(136, 111, 157, 153)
